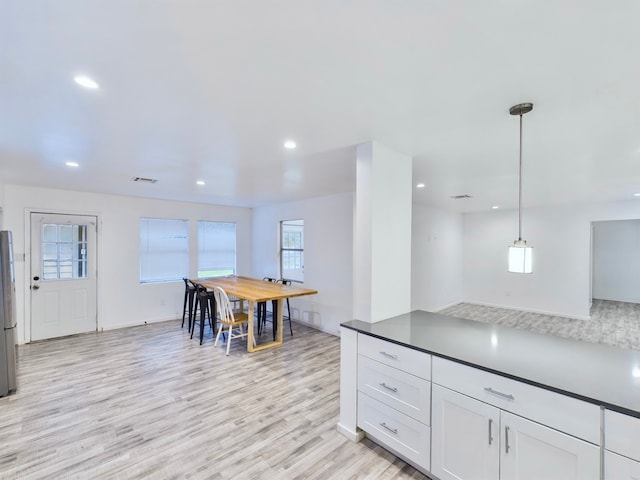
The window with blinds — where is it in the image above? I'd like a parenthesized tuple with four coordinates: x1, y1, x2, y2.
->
(197, 221, 236, 278)
(139, 217, 188, 283)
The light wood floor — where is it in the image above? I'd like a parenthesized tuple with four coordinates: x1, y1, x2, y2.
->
(0, 320, 429, 480)
(440, 299, 640, 350)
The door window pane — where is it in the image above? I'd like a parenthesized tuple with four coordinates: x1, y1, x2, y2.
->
(41, 223, 89, 280)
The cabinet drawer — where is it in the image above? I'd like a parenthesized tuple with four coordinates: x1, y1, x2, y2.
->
(357, 392, 430, 471)
(358, 355, 431, 424)
(606, 409, 640, 461)
(432, 356, 600, 445)
(358, 333, 431, 380)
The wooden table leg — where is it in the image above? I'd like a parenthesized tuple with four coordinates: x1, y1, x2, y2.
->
(247, 300, 255, 352)
(245, 298, 286, 352)
(276, 298, 284, 344)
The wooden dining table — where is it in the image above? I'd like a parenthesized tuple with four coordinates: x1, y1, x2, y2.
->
(196, 275, 318, 352)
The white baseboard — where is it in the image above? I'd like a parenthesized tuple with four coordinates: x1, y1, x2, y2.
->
(99, 316, 179, 332)
(336, 422, 365, 442)
(293, 318, 340, 337)
(432, 299, 465, 313)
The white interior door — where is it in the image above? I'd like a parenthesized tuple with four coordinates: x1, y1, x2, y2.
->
(30, 213, 97, 341)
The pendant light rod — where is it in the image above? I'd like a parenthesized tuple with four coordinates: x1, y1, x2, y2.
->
(518, 112, 523, 241)
(509, 102, 533, 242)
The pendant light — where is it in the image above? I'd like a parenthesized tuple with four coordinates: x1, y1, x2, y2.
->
(508, 102, 533, 273)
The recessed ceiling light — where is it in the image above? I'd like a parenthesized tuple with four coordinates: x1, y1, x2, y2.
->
(492, 205, 499, 209)
(284, 140, 296, 150)
(634, 193, 640, 197)
(196, 180, 205, 186)
(416, 183, 425, 188)
(65, 161, 79, 167)
(74, 75, 100, 90)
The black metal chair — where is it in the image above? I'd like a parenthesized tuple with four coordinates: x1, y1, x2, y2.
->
(181, 278, 196, 330)
(276, 278, 294, 336)
(190, 283, 216, 345)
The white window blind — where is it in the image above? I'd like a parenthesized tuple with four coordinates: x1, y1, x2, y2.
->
(139, 218, 188, 283)
(197, 221, 236, 278)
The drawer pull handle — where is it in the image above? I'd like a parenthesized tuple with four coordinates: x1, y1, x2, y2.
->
(380, 422, 398, 435)
(379, 382, 398, 393)
(505, 426, 511, 454)
(484, 387, 515, 401)
(380, 351, 398, 360)
(488, 418, 494, 445)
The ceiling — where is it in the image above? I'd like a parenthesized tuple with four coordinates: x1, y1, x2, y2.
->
(2, 1, 640, 212)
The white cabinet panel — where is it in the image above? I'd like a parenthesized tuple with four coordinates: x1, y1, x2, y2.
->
(357, 392, 430, 471)
(500, 411, 600, 480)
(358, 355, 431, 424)
(606, 451, 640, 480)
(432, 356, 600, 445)
(358, 333, 431, 380)
(606, 409, 640, 462)
(431, 384, 500, 480)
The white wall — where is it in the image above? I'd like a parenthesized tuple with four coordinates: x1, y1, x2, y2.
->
(411, 204, 463, 311)
(462, 200, 640, 319)
(592, 219, 640, 302)
(3, 184, 252, 343)
(252, 192, 354, 336)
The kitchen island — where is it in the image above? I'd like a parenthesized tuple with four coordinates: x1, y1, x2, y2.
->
(339, 310, 640, 480)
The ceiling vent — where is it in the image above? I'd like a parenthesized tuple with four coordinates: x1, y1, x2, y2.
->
(450, 194, 472, 199)
(131, 177, 158, 184)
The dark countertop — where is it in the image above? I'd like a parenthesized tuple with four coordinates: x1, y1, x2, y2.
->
(342, 310, 640, 418)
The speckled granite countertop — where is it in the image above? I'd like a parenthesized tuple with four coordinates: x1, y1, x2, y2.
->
(342, 310, 640, 418)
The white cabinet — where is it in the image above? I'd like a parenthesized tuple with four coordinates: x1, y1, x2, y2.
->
(340, 330, 608, 480)
(356, 333, 431, 472)
(500, 410, 599, 480)
(432, 356, 600, 445)
(432, 384, 500, 480)
(358, 355, 431, 424)
(606, 451, 640, 480)
(432, 357, 600, 480)
(605, 409, 640, 480)
(358, 393, 431, 469)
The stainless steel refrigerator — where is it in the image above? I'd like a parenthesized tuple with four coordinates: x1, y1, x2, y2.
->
(0, 231, 17, 396)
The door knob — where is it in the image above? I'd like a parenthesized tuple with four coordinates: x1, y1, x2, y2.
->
(32, 285, 40, 290)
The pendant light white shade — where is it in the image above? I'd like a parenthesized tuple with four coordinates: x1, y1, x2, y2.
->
(508, 102, 534, 273)
(508, 240, 533, 273)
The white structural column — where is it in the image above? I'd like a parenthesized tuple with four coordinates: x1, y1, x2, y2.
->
(339, 141, 413, 441)
(354, 141, 412, 323)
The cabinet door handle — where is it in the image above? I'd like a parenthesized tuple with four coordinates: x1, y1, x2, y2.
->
(380, 422, 398, 435)
(488, 418, 494, 445)
(379, 351, 398, 360)
(379, 382, 398, 393)
(505, 426, 511, 454)
(484, 387, 515, 401)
